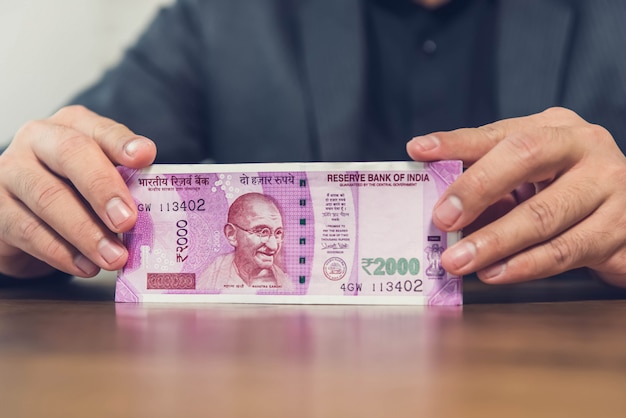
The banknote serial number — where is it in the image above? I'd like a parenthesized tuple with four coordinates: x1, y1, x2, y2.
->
(159, 199, 206, 212)
(340, 280, 423, 293)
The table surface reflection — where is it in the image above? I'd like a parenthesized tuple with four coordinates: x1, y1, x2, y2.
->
(1, 273, 626, 418)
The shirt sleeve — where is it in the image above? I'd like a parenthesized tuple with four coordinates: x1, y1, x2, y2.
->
(69, 0, 209, 163)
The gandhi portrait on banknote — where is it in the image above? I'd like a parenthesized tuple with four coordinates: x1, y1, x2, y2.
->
(201, 192, 293, 290)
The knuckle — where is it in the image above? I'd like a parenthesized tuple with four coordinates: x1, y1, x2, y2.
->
(10, 166, 36, 194)
(13, 119, 47, 143)
(0, 203, 18, 243)
(524, 198, 559, 237)
(546, 236, 576, 267)
(33, 181, 68, 215)
(506, 133, 544, 165)
(83, 169, 117, 197)
(462, 167, 491, 198)
(520, 252, 542, 276)
(43, 237, 71, 264)
(92, 120, 132, 143)
(16, 216, 45, 245)
(0, 201, 59, 262)
(56, 132, 87, 154)
(478, 123, 503, 143)
(56, 133, 90, 165)
(541, 106, 579, 122)
(476, 228, 507, 255)
(72, 217, 100, 242)
(546, 230, 597, 270)
(501, 252, 542, 283)
(52, 105, 90, 122)
(584, 123, 613, 146)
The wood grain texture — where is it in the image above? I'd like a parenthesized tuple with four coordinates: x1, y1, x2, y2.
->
(1, 273, 626, 417)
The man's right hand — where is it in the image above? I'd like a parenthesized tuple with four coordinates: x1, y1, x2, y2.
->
(0, 105, 157, 279)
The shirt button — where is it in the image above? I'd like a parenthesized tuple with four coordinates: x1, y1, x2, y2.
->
(422, 39, 437, 55)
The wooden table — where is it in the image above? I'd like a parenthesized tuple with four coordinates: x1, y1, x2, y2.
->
(1, 273, 626, 418)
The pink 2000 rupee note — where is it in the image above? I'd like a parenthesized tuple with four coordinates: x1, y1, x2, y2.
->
(116, 161, 462, 305)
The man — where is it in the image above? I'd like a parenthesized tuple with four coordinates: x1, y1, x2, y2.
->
(1, 0, 625, 290)
(199, 193, 292, 290)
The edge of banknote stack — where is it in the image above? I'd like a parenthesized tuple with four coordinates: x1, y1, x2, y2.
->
(116, 161, 463, 305)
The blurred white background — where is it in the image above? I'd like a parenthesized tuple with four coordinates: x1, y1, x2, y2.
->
(0, 0, 174, 146)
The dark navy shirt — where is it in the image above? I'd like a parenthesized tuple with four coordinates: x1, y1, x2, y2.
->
(363, 0, 498, 161)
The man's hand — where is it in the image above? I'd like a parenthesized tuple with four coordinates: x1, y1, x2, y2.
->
(407, 107, 626, 288)
(0, 105, 156, 279)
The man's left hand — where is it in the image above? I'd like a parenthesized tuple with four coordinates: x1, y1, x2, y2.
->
(407, 107, 626, 288)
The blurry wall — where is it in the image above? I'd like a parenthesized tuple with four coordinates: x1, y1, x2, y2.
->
(0, 0, 174, 146)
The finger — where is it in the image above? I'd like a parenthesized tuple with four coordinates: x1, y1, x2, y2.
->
(406, 115, 537, 165)
(473, 206, 623, 284)
(405, 108, 581, 164)
(407, 124, 502, 166)
(441, 172, 603, 276)
(0, 192, 101, 278)
(2, 160, 128, 271)
(431, 126, 584, 231)
(462, 193, 518, 235)
(50, 105, 157, 168)
(23, 120, 139, 233)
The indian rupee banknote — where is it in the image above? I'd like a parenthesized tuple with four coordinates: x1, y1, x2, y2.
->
(116, 161, 462, 305)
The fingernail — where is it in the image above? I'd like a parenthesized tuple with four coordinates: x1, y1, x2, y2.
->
(481, 262, 506, 281)
(74, 254, 100, 276)
(124, 137, 151, 158)
(434, 195, 463, 228)
(98, 238, 126, 265)
(409, 135, 440, 152)
(106, 198, 133, 228)
(445, 242, 476, 271)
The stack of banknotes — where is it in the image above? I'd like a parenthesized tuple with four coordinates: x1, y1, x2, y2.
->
(116, 161, 462, 305)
